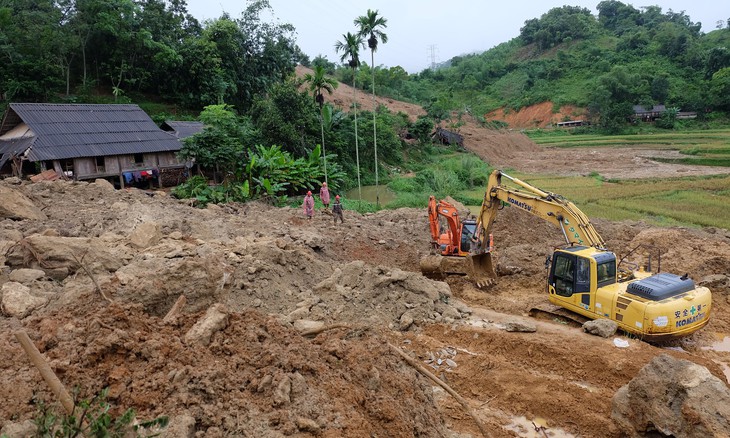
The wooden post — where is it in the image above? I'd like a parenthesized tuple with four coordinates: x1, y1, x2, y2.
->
(15, 330, 74, 415)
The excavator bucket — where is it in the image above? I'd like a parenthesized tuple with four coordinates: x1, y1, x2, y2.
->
(465, 252, 497, 288)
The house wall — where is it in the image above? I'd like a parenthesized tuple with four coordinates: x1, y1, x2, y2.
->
(70, 153, 183, 180)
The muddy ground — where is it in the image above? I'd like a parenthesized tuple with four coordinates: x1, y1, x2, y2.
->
(1, 172, 729, 437)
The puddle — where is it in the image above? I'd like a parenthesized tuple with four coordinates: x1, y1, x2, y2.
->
(702, 336, 730, 353)
(504, 416, 576, 437)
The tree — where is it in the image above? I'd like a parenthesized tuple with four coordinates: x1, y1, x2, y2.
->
(355, 9, 388, 207)
(335, 31, 364, 204)
(302, 65, 338, 184)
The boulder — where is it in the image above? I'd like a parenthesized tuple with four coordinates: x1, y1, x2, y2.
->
(4, 234, 125, 275)
(612, 353, 730, 437)
(583, 319, 618, 338)
(184, 304, 229, 346)
(8, 268, 46, 283)
(0, 185, 47, 220)
(504, 320, 537, 333)
(1, 282, 48, 318)
(130, 222, 162, 248)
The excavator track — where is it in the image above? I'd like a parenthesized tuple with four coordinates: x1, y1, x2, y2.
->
(528, 304, 589, 328)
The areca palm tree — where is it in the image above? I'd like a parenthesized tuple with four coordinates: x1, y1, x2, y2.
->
(335, 32, 364, 205)
(355, 9, 388, 207)
(302, 65, 338, 184)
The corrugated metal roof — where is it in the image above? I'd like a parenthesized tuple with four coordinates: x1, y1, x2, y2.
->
(0, 136, 35, 168)
(160, 120, 206, 139)
(4, 103, 183, 161)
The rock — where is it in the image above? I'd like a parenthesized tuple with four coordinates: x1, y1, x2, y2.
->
(93, 178, 115, 192)
(583, 319, 618, 338)
(130, 222, 162, 248)
(1, 282, 48, 318)
(8, 268, 46, 283)
(293, 319, 324, 334)
(273, 375, 292, 406)
(2, 176, 22, 185)
(612, 354, 730, 437)
(0, 419, 36, 438)
(160, 413, 196, 438)
(0, 185, 47, 220)
(295, 417, 320, 433)
(699, 274, 728, 289)
(504, 320, 537, 333)
(5, 234, 124, 274)
(399, 311, 415, 331)
(184, 304, 229, 346)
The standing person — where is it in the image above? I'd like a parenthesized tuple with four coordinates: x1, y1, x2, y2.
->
(303, 191, 315, 219)
(319, 182, 330, 210)
(332, 195, 344, 224)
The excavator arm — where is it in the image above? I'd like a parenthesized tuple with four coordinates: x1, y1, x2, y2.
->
(474, 170, 606, 251)
(466, 170, 605, 287)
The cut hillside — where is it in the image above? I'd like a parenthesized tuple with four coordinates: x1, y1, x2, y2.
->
(297, 66, 730, 178)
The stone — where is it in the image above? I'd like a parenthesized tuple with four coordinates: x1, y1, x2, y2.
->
(0, 185, 47, 220)
(503, 320, 537, 333)
(295, 417, 320, 433)
(130, 222, 162, 248)
(0, 419, 36, 438)
(399, 311, 415, 331)
(612, 353, 730, 437)
(293, 319, 324, 334)
(8, 268, 46, 283)
(184, 304, 229, 346)
(583, 319, 618, 338)
(1, 282, 48, 318)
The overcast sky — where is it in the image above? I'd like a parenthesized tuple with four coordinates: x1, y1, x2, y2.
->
(185, 1, 728, 73)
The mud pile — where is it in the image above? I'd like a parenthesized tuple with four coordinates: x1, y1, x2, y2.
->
(2, 178, 730, 437)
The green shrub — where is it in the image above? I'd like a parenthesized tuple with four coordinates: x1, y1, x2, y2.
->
(33, 388, 168, 437)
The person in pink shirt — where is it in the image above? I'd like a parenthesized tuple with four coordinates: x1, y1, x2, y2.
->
(302, 191, 314, 219)
(319, 182, 330, 210)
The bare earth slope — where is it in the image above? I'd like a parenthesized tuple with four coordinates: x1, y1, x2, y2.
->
(1, 179, 729, 437)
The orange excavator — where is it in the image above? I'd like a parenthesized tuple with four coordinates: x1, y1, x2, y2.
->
(419, 196, 494, 281)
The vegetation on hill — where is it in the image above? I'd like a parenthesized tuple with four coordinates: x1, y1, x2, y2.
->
(2, 0, 730, 217)
(326, 3, 730, 132)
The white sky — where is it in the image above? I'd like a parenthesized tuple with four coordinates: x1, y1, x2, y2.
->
(185, 1, 728, 73)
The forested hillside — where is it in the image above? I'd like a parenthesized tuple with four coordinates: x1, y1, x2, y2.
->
(2, 0, 730, 195)
(326, 3, 730, 131)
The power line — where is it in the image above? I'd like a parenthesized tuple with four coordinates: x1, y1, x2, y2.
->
(427, 44, 438, 71)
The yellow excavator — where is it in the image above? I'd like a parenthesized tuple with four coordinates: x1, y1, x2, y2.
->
(466, 170, 711, 341)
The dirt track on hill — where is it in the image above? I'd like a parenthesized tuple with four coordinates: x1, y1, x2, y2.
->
(1, 178, 730, 437)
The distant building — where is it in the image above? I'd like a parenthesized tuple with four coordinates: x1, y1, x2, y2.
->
(632, 104, 697, 122)
(160, 120, 205, 139)
(432, 127, 464, 147)
(556, 120, 587, 128)
(0, 103, 185, 187)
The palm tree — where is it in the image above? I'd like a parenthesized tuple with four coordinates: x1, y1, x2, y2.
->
(335, 32, 364, 206)
(355, 9, 388, 207)
(302, 65, 338, 184)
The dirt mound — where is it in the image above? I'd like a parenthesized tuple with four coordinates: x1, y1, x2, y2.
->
(1, 302, 445, 437)
(296, 65, 426, 122)
(2, 178, 730, 437)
